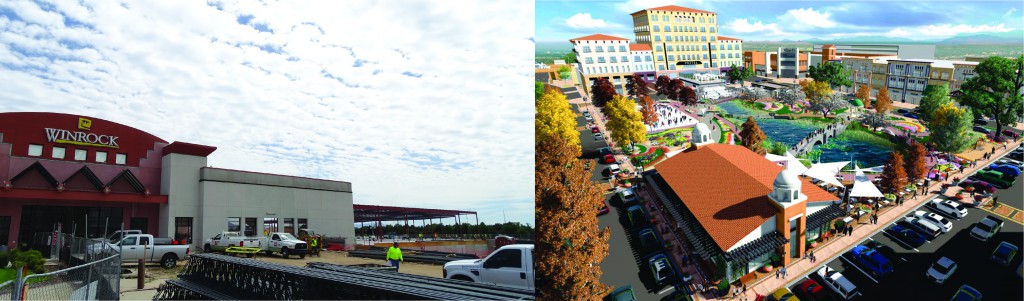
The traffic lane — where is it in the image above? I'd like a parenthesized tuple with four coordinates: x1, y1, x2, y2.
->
(988, 155, 1024, 210)
(597, 194, 666, 301)
(572, 104, 612, 184)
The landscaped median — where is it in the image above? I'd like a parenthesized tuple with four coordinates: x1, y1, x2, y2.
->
(714, 117, 732, 144)
(630, 145, 670, 168)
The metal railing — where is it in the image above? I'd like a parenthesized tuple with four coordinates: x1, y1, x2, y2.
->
(10, 237, 121, 301)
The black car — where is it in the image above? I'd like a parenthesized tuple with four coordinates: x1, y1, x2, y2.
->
(897, 108, 910, 114)
(973, 126, 992, 134)
(974, 119, 988, 125)
(598, 147, 613, 156)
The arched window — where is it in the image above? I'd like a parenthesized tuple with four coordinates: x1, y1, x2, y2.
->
(792, 190, 798, 199)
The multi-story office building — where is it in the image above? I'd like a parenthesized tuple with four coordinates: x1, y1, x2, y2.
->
(717, 36, 743, 69)
(570, 34, 634, 95)
(630, 5, 738, 78)
(629, 44, 656, 82)
(812, 44, 935, 60)
(838, 58, 978, 105)
(743, 50, 809, 78)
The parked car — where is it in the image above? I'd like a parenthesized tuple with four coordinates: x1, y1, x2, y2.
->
(602, 154, 616, 164)
(950, 284, 982, 301)
(1002, 129, 1020, 139)
(897, 108, 910, 114)
(904, 113, 919, 119)
(926, 199, 968, 219)
(973, 119, 988, 125)
(597, 200, 610, 216)
(902, 216, 942, 239)
(913, 210, 953, 233)
(794, 278, 828, 301)
(598, 147, 613, 156)
(849, 245, 894, 277)
(958, 179, 997, 194)
(593, 132, 604, 140)
(926, 257, 957, 284)
(620, 188, 638, 204)
(444, 244, 535, 291)
(971, 216, 1004, 241)
(767, 287, 798, 301)
(626, 205, 648, 227)
(973, 170, 1014, 188)
(608, 164, 622, 175)
(886, 225, 928, 248)
(604, 285, 636, 301)
(992, 242, 1019, 266)
(591, 126, 600, 133)
(262, 232, 309, 258)
(816, 266, 861, 300)
(864, 240, 902, 263)
(973, 126, 992, 134)
(636, 228, 664, 256)
(109, 234, 190, 268)
(987, 164, 1021, 178)
(647, 253, 679, 287)
(203, 231, 265, 254)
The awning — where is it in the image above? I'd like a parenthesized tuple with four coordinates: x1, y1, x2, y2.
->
(725, 231, 787, 263)
(802, 161, 849, 187)
(806, 203, 846, 231)
(849, 165, 884, 198)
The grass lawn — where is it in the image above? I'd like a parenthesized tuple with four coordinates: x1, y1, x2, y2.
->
(775, 105, 795, 115)
(647, 128, 691, 147)
(834, 108, 848, 115)
(633, 146, 668, 168)
(0, 268, 14, 283)
(756, 102, 767, 109)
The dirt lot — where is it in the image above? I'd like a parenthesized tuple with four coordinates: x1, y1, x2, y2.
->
(143, 250, 444, 281)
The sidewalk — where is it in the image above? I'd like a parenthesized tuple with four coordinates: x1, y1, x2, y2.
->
(719, 138, 1024, 301)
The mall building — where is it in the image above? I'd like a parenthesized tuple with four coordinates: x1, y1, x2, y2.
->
(0, 112, 355, 250)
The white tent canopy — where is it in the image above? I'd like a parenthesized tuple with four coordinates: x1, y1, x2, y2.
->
(765, 152, 809, 175)
(849, 165, 885, 198)
(803, 161, 850, 187)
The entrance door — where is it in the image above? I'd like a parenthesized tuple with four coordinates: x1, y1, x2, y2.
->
(130, 218, 148, 234)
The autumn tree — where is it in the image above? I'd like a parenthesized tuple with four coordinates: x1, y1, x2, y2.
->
(799, 80, 832, 104)
(536, 86, 582, 155)
(535, 134, 611, 300)
(918, 84, 952, 124)
(777, 87, 805, 108)
(875, 86, 891, 114)
(878, 151, 908, 194)
(725, 64, 755, 85)
(680, 85, 698, 106)
(667, 78, 686, 101)
(959, 55, 1024, 140)
(604, 95, 648, 149)
(639, 95, 659, 126)
(904, 140, 928, 183)
(855, 84, 871, 108)
(655, 75, 671, 96)
(809, 93, 848, 118)
(740, 116, 767, 155)
(627, 74, 650, 99)
(591, 78, 617, 107)
(929, 102, 976, 153)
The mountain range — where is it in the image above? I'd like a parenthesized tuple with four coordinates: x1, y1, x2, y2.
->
(770, 30, 1023, 45)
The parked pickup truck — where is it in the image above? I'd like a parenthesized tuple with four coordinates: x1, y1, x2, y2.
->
(203, 231, 265, 253)
(263, 232, 308, 259)
(443, 244, 535, 291)
(111, 234, 190, 268)
(849, 245, 893, 277)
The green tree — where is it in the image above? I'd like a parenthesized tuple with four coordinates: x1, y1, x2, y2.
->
(959, 55, 1024, 139)
(535, 134, 610, 300)
(808, 61, 853, 89)
(535, 81, 545, 99)
(929, 103, 976, 153)
(557, 65, 572, 80)
(861, 112, 888, 130)
(563, 52, 577, 64)
(536, 87, 581, 155)
(918, 84, 952, 124)
(726, 64, 754, 85)
(604, 95, 648, 149)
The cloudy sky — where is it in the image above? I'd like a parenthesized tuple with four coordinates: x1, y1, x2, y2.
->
(538, 0, 1023, 42)
(0, 1, 535, 225)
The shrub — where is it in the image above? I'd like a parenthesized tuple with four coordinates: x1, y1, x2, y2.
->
(717, 278, 730, 292)
(834, 220, 846, 231)
(9, 250, 45, 274)
(770, 254, 781, 266)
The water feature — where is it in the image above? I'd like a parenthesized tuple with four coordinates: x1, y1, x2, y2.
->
(718, 101, 892, 167)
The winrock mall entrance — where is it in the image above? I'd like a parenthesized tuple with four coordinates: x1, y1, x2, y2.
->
(18, 205, 124, 245)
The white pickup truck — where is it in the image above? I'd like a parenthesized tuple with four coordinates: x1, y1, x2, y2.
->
(111, 234, 191, 268)
(203, 231, 265, 253)
(263, 232, 308, 259)
(443, 244, 535, 291)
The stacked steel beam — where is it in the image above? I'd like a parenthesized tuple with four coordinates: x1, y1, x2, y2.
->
(154, 254, 535, 300)
(347, 248, 478, 264)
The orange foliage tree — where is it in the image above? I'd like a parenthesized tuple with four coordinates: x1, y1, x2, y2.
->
(536, 134, 611, 300)
(639, 95, 659, 126)
(740, 116, 767, 155)
(875, 87, 891, 114)
(879, 151, 908, 193)
(856, 84, 871, 108)
(904, 140, 928, 183)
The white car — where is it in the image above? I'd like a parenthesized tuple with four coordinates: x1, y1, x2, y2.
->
(608, 164, 621, 175)
(816, 266, 861, 300)
(593, 132, 604, 140)
(903, 216, 941, 239)
(926, 199, 968, 219)
(971, 216, 1004, 241)
(913, 211, 953, 233)
(619, 188, 638, 204)
(926, 257, 957, 284)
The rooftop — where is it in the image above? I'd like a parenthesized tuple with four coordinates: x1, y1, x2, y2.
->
(569, 34, 629, 43)
(886, 58, 978, 68)
(629, 44, 652, 51)
(632, 5, 716, 15)
(654, 144, 836, 251)
(717, 36, 742, 41)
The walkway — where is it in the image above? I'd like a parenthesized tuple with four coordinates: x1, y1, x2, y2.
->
(721, 138, 1024, 301)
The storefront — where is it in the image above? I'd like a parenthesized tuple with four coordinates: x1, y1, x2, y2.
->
(0, 113, 355, 249)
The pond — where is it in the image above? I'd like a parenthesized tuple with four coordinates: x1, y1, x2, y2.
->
(718, 101, 893, 167)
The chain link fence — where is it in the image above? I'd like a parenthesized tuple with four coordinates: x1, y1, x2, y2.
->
(10, 236, 121, 300)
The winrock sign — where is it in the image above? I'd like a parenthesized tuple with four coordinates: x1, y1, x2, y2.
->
(43, 118, 120, 148)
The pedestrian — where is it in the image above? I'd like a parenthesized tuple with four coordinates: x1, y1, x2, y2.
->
(993, 196, 999, 208)
(386, 242, 404, 272)
(734, 287, 741, 297)
(781, 266, 787, 278)
(849, 225, 854, 236)
(775, 268, 780, 279)
(743, 284, 747, 292)
(810, 251, 816, 263)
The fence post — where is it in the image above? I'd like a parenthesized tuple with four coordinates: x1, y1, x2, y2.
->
(12, 262, 23, 301)
(85, 262, 93, 299)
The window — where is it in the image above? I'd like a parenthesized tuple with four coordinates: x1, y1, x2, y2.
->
(712, 54, 717, 59)
(622, 56, 629, 62)
(634, 55, 641, 62)
(655, 45, 662, 52)
(610, 57, 617, 63)
(668, 55, 674, 61)
(651, 15, 657, 22)
(654, 36, 661, 42)
(263, 218, 278, 235)
(597, 57, 606, 63)
(115, 153, 126, 165)
(658, 65, 665, 70)
(662, 15, 668, 22)
(595, 46, 603, 53)
(74, 149, 86, 160)
(585, 57, 593, 64)
(483, 248, 523, 269)
(711, 36, 716, 41)
(657, 55, 664, 61)
(645, 56, 652, 62)
(607, 46, 615, 52)
(52, 147, 65, 159)
(582, 46, 591, 53)
(701, 26, 706, 32)
(0, 216, 10, 247)
(244, 218, 257, 236)
(653, 25, 660, 32)
(175, 217, 193, 244)
(121, 236, 138, 246)
(703, 54, 708, 59)
(95, 151, 107, 163)
(619, 46, 627, 52)
(298, 218, 308, 231)
(710, 45, 716, 51)
(228, 217, 241, 232)
(701, 36, 707, 42)
(284, 218, 294, 234)
(28, 144, 42, 156)
(711, 27, 716, 33)
(702, 45, 707, 51)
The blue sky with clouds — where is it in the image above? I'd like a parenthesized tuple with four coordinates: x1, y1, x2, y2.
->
(0, 0, 534, 225)
(538, 0, 1023, 42)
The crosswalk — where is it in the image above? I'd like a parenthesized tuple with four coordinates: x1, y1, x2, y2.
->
(979, 203, 1024, 225)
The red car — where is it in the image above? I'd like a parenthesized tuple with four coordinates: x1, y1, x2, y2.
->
(795, 278, 828, 301)
(602, 154, 616, 164)
(597, 201, 610, 216)
(591, 126, 600, 133)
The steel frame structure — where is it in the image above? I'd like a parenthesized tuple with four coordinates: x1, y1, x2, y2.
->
(353, 204, 479, 239)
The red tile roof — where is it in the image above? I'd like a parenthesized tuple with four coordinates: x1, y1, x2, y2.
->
(633, 5, 716, 15)
(569, 34, 629, 43)
(654, 144, 836, 251)
(629, 44, 652, 51)
(717, 36, 742, 41)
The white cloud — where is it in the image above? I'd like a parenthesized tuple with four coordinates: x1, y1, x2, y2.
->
(1005, 7, 1017, 17)
(724, 18, 790, 37)
(885, 23, 1016, 39)
(0, 0, 534, 225)
(564, 13, 621, 30)
(778, 8, 836, 29)
(613, 0, 714, 14)
(885, 28, 911, 37)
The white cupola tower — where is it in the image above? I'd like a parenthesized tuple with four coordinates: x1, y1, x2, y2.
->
(691, 122, 713, 148)
(768, 164, 807, 208)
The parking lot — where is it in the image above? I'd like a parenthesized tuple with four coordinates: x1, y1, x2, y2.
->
(783, 151, 1024, 301)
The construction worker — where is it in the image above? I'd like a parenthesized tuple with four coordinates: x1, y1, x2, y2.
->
(310, 235, 319, 257)
(386, 242, 403, 272)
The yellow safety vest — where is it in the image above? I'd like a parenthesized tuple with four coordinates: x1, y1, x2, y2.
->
(386, 247, 403, 261)
(311, 238, 318, 247)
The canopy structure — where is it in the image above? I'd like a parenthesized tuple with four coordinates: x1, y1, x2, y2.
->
(765, 152, 808, 175)
(849, 165, 884, 198)
(353, 204, 479, 240)
(802, 161, 850, 187)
